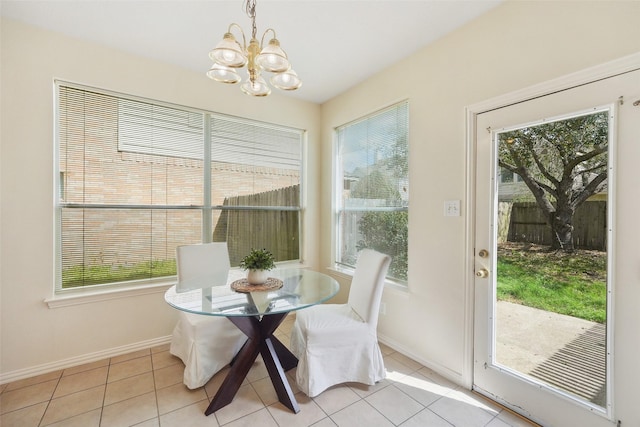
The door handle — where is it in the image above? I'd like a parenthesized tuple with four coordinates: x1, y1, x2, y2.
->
(476, 268, 489, 278)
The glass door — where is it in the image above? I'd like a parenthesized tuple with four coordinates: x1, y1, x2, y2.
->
(473, 69, 639, 426)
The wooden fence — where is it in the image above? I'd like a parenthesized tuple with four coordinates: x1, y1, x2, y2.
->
(498, 201, 607, 250)
(213, 184, 300, 266)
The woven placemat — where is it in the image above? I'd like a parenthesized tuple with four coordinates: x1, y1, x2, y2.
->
(230, 277, 283, 293)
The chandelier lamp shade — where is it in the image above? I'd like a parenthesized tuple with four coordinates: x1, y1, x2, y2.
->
(206, 0, 302, 97)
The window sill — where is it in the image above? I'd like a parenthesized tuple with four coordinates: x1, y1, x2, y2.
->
(326, 266, 408, 292)
(325, 266, 355, 281)
(45, 281, 174, 309)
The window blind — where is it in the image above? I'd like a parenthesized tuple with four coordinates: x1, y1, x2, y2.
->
(336, 102, 409, 208)
(210, 114, 301, 170)
(118, 98, 301, 170)
(57, 83, 302, 291)
(335, 101, 409, 282)
(118, 99, 203, 160)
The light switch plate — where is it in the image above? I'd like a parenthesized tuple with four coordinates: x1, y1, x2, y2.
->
(444, 200, 460, 217)
(379, 302, 386, 315)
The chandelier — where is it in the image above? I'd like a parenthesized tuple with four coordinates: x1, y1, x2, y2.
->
(206, 0, 302, 97)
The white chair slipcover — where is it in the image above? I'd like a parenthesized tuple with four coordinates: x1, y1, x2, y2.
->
(290, 249, 392, 397)
(169, 242, 246, 389)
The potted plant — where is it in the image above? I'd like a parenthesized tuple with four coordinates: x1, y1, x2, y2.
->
(240, 248, 276, 285)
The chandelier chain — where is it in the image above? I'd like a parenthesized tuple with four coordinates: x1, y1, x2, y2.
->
(244, 0, 258, 39)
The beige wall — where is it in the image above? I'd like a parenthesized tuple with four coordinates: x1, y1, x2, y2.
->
(2, 0, 640, 424)
(0, 18, 320, 377)
(319, 0, 639, 424)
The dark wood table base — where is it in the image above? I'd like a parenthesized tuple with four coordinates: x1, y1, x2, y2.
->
(205, 312, 300, 415)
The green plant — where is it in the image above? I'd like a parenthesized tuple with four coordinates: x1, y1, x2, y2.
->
(239, 248, 276, 271)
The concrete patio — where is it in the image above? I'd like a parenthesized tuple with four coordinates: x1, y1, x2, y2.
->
(495, 301, 606, 406)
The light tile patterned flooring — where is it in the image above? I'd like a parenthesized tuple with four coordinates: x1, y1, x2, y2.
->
(0, 316, 538, 427)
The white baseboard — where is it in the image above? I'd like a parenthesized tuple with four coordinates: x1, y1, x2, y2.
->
(378, 332, 466, 388)
(0, 335, 172, 385)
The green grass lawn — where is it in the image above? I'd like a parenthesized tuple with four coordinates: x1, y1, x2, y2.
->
(497, 243, 607, 323)
(62, 259, 176, 288)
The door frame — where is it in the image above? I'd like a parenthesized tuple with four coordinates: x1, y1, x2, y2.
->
(462, 52, 640, 392)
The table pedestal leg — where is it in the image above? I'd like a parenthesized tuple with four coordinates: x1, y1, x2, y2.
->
(204, 313, 299, 415)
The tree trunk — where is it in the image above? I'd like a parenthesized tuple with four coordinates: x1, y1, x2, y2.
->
(550, 209, 575, 252)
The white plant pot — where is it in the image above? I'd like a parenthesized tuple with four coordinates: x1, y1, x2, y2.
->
(247, 269, 269, 285)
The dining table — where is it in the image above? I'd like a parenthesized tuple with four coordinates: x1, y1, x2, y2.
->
(164, 267, 340, 415)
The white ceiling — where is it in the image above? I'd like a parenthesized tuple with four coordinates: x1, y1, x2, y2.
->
(1, 0, 502, 104)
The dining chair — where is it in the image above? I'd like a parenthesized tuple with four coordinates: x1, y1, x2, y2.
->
(169, 242, 246, 389)
(290, 249, 392, 397)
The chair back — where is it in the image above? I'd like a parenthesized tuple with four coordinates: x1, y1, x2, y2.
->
(347, 249, 391, 326)
(176, 242, 231, 292)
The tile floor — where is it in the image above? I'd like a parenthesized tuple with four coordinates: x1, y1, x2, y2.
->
(0, 316, 538, 427)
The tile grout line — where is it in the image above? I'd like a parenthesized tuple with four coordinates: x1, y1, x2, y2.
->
(149, 349, 162, 426)
(96, 357, 113, 427)
(36, 372, 62, 427)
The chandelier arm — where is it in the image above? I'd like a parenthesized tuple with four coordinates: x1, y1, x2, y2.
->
(227, 23, 247, 50)
(260, 28, 277, 48)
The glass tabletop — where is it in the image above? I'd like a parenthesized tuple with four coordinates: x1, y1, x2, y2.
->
(164, 268, 340, 317)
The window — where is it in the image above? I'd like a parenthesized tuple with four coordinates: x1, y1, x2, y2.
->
(56, 83, 303, 291)
(335, 101, 409, 283)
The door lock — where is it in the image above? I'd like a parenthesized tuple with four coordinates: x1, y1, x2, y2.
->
(478, 249, 489, 258)
(476, 268, 489, 278)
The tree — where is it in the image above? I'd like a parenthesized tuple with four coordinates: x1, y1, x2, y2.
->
(498, 111, 608, 252)
(351, 167, 408, 280)
(357, 210, 408, 280)
(350, 168, 400, 201)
